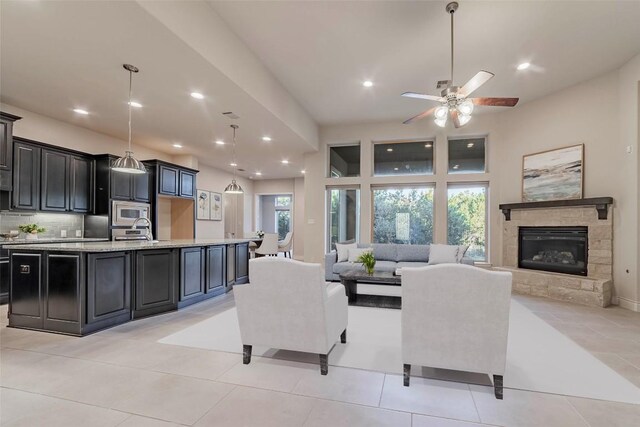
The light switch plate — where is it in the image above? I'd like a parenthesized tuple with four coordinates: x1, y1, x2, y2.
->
(75, 230, 82, 237)
(60, 230, 67, 238)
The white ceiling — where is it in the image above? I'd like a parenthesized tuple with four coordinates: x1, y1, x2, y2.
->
(2, 1, 640, 180)
(210, 0, 640, 125)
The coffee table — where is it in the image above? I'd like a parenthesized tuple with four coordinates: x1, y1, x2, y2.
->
(339, 270, 401, 308)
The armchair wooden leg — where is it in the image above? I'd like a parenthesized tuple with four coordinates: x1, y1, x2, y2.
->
(340, 329, 347, 343)
(403, 364, 411, 386)
(493, 374, 503, 400)
(319, 354, 328, 375)
(243, 345, 252, 365)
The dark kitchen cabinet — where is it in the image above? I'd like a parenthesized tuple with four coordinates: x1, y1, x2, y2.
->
(0, 112, 21, 191)
(179, 170, 195, 198)
(44, 253, 82, 334)
(226, 244, 236, 290)
(12, 140, 41, 210)
(179, 247, 205, 306)
(87, 252, 131, 328)
(206, 245, 226, 296)
(235, 242, 249, 284)
(159, 165, 178, 196)
(9, 252, 43, 329)
(95, 155, 149, 215)
(41, 149, 70, 211)
(133, 172, 150, 202)
(134, 249, 178, 318)
(0, 251, 9, 305)
(69, 155, 93, 213)
(111, 169, 149, 202)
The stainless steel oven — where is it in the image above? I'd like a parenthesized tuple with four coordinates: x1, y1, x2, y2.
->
(111, 201, 150, 227)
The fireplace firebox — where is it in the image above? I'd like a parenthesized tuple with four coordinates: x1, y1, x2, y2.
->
(518, 226, 588, 276)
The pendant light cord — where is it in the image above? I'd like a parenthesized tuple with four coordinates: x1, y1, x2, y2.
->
(231, 124, 239, 181)
(127, 70, 133, 152)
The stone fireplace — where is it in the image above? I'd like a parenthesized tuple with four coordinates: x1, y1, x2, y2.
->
(497, 198, 613, 307)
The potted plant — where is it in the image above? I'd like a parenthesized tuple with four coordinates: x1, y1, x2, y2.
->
(256, 230, 265, 238)
(18, 224, 46, 240)
(357, 250, 376, 275)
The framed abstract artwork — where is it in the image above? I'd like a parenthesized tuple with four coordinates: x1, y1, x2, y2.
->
(210, 192, 223, 221)
(522, 144, 584, 202)
(196, 190, 210, 220)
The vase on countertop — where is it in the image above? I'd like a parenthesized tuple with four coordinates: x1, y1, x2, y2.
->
(25, 232, 38, 240)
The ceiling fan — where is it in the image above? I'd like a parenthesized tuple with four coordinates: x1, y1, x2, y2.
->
(402, 2, 519, 127)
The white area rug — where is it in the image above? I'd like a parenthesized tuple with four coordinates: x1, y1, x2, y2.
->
(159, 300, 640, 404)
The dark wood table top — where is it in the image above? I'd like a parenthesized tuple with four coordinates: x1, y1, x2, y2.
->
(338, 270, 401, 285)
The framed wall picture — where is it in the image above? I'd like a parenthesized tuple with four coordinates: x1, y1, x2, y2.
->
(210, 192, 223, 221)
(197, 190, 210, 220)
(522, 144, 584, 202)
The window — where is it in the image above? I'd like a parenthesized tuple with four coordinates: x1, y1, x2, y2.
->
(373, 141, 434, 176)
(447, 184, 487, 261)
(448, 137, 486, 173)
(276, 210, 290, 240)
(275, 196, 291, 208)
(327, 188, 360, 251)
(372, 186, 434, 244)
(329, 145, 360, 177)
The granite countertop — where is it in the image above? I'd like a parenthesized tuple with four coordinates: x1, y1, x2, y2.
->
(2, 238, 257, 252)
(0, 237, 109, 246)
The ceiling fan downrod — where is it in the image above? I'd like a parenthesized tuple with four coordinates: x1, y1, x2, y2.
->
(446, 2, 458, 84)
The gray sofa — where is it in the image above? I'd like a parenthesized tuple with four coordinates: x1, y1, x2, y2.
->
(325, 243, 475, 281)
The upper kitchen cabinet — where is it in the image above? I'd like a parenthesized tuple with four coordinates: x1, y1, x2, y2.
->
(0, 112, 21, 191)
(11, 138, 93, 213)
(143, 160, 198, 199)
(95, 155, 149, 214)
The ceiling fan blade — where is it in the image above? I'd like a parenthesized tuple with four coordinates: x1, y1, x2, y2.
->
(451, 110, 461, 128)
(459, 71, 494, 97)
(401, 92, 442, 102)
(402, 107, 436, 125)
(471, 97, 519, 107)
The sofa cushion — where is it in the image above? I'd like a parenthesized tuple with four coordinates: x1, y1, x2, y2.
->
(348, 247, 372, 263)
(428, 244, 460, 265)
(456, 245, 469, 262)
(373, 260, 398, 272)
(371, 244, 397, 261)
(335, 242, 357, 262)
(397, 262, 430, 269)
(396, 244, 430, 262)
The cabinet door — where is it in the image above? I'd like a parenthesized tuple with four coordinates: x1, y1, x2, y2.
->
(9, 252, 43, 329)
(111, 170, 133, 200)
(180, 247, 205, 301)
(44, 253, 81, 334)
(159, 165, 178, 196)
(41, 149, 70, 211)
(12, 142, 41, 210)
(87, 252, 131, 324)
(69, 156, 93, 213)
(0, 119, 13, 191)
(134, 249, 177, 317)
(235, 243, 249, 284)
(132, 172, 150, 202)
(206, 246, 226, 295)
(226, 244, 235, 289)
(0, 257, 9, 305)
(179, 170, 195, 198)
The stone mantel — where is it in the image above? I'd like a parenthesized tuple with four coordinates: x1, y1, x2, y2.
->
(499, 197, 614, 221)
(500, 203, 613, 307)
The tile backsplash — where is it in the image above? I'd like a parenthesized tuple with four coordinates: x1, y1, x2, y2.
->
(0, 212, 84, 238)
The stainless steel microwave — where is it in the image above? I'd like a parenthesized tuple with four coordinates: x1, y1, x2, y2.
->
(112, 201, 150, 227)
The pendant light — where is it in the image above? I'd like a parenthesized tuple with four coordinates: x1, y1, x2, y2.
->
(224, 124, 244, 194)
(112, 64, 146, 174)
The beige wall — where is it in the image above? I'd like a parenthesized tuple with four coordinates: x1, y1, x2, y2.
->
(1, 102, 254, 240)
(304, 55, 640, 310)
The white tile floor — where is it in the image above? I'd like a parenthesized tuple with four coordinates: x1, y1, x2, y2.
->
(1, 293, 639, 427)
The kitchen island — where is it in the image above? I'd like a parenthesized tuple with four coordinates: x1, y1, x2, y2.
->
(3, 239, 252, 335)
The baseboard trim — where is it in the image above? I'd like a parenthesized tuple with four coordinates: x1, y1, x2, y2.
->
(617, 297, 640, 312)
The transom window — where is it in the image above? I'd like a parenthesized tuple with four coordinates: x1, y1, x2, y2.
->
(373, 141, 434, 176)
(329, 144, 360, 178)
(448, 137, 486, 174)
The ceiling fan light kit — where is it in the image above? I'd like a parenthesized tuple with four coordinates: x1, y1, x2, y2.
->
(401, 2, 519, 128)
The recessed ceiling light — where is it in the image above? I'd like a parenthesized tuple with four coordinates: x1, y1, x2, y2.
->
(425, 143, 433, 148)
(230, 162, 237, 167)
(301, 170, 306, 174)
(517, 62, 531, 71)
(281, 160, 289, 164)
(255, 172, 262, 176)
(467, 142, 474, 148)
(262, 136, 272, 142)
(172, 143, 183, 148)
(215, 140, 225, 145)
(453, 164, 460, 169)
(190, 92, 205, 99)
(128, 101, 142, 108)
(386, 148, 393, 152)
(363, 80, 373, 87)
(73, 108, 89, 115)
(394, 167, 399, 171)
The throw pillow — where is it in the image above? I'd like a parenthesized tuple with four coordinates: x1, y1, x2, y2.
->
(348, 248, 372, 263)
(335, 242, 357, 262)
(428, 244, 459, 265)
(456, 245, 469, 262)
